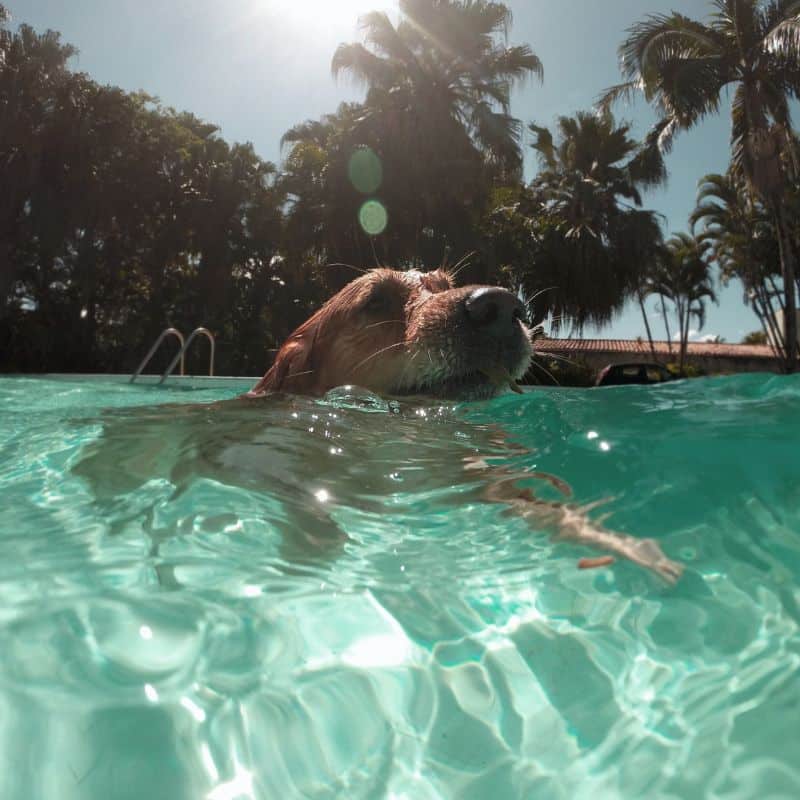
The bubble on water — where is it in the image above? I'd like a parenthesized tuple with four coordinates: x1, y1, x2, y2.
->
(322, 385, 391, 413)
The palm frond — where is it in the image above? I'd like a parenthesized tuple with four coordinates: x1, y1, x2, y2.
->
(331, 42, 397, 88)
(527, 123, 556, 169)
(762, 0, 800, 58)
(619, 13, 723, 82)
(479, 44, 544, 84)
(626, 124, 668, 187)
(597, 80, 642, 111)
(359, 10, 419, 71)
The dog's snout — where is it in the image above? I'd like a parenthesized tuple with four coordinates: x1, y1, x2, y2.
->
(464, 287, 525, 331)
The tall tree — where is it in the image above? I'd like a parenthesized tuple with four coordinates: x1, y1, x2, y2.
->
(602, 0, 800, 371)
(651, 233, 718, 373)
(0, 10, 288, 373)
(327, 0, 543, 277)
(0, 13, 77, 317)
(525, 110, 666, 331)
(690, 171, 786, 355)
(333, 0, 542, 174)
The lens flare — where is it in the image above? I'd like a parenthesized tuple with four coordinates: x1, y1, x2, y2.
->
(348, 147, 383, 194)
(358, 199, 388, 236)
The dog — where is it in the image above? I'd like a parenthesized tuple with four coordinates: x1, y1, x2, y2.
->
(237, 267, 682, 583)
(75, 267, 681, 585)
(245, 268, 532, 400)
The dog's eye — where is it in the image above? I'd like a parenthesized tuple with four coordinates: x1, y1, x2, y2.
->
(361, 289, 392, 315)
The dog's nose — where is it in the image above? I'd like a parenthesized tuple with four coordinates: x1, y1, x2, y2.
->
(464, 287, 525, 332)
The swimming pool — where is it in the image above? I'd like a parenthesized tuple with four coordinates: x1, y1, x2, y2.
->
(1, 373, 798, 799)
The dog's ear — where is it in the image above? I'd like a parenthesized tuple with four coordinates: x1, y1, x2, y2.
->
(246, 336, 315, 396)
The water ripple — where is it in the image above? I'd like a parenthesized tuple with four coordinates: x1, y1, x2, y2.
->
(0, 375, 798, 798)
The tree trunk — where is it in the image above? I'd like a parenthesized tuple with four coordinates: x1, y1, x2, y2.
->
(767, 274, 785, 313)
(775, 204, 798, 373)
(754, 285, 785, 362)
(683, 303, 692, 372)
(659, 293, 673, 354)
(0, 242, 15, 319)
(637, 289, 657, 361)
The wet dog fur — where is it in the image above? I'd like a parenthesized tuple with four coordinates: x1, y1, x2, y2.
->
(240, 267, 682, 583)
(246, 268, 532, 400)
(76, 267, 682, 584)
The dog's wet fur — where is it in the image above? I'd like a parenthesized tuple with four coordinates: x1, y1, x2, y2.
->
(246, 268, 532, 400)
(76, 268, 683, 584)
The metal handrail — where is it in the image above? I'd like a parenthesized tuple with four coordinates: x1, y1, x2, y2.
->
(159, 327, 215, 384)
(130, 328, 185, 383)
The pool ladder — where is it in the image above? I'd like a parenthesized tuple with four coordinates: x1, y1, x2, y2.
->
(130, 327, 216, 384)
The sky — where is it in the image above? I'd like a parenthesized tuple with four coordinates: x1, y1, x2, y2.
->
(7, 0, 762, 342)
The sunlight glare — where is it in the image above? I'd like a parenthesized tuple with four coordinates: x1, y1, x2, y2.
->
(253, 0, 396, 31)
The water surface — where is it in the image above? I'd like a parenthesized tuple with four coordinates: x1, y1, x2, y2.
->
(0, 373, 799, 799)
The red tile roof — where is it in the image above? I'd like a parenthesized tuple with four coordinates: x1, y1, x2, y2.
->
(534, 338, 778, 360)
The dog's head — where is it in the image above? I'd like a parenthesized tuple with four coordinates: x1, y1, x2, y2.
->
(247, 268, 533, 400)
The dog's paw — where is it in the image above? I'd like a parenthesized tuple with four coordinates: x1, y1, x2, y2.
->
(634, 538, 684, 585)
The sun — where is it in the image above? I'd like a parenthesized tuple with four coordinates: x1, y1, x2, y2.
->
(240, 0, 400, 57)
(254, 0, 396, 29)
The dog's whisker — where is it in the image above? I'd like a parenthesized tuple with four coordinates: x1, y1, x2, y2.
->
(326, 262, 368, 275)
(352, 341, 407, 373)
(520, 285, 559, 319)
(447, 251, 477, 282)
(369, 238, 383, 269)
(364, 319, 405, 329)
(536, 350, 581, 370)
(530, 285, 558, 302)
(285, 369, 314, 380)
(529, 359, 560, 386)
(395, 351, 419, 391)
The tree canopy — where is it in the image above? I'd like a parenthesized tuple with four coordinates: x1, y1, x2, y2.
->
(602, 0, 800, 370)
(3, 1, 796, 377)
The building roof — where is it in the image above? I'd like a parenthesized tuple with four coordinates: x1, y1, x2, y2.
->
(534, 338, 777, 361)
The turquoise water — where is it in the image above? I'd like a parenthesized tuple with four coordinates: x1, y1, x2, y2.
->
(1, 373, 799, 799)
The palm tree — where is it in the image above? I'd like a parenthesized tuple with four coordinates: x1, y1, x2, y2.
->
(332, 0, 543, 176)
(652, 233, 718, 373)
(690, 171, 786, 356)
(282, 2, 543, 278)
(526, 110, 666, 331)
(602, 0, 800, 371)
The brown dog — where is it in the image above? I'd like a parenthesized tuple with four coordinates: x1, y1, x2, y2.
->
(75, 266, 683, 585)
(241, 267, 682, 583)
(246, 268, 532, 400)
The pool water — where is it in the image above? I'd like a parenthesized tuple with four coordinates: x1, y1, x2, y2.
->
(1, 373, 799, 799)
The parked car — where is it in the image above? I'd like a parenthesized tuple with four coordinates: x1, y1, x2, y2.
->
(594, 362, 675, 387)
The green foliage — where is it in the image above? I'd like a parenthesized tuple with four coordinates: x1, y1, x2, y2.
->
(665, 361, 706, 378)
(507, 111, 666, 332)
(648, 232, 717, 373)
(0, 3, 727, 375)
(691, 169, 788, 351)
(0, 17, 309, 373)
(282, 0, 544, 283)
(742, 330, 768, 345)
(603, 0, 800, 371)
